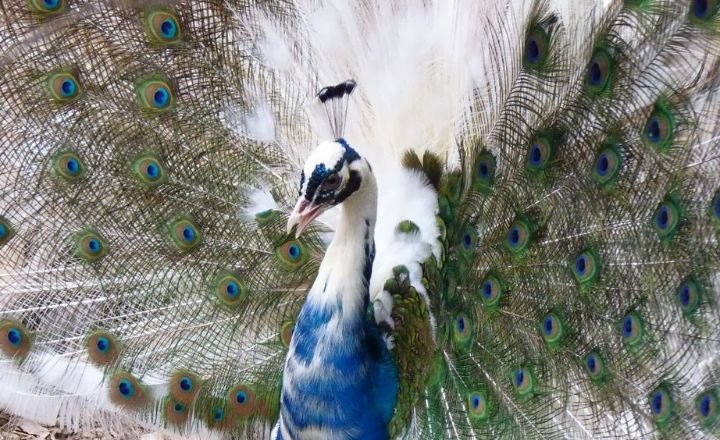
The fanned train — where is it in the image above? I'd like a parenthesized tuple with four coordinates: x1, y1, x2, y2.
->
(1, 0, 720, 439)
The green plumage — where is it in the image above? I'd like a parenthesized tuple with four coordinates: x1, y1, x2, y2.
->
(1, 0, 720, 439)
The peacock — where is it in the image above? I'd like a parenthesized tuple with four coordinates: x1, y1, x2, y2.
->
(2, 0, 720, 438)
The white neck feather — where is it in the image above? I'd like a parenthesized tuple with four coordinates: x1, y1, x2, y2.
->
(307, 161, 377, 314)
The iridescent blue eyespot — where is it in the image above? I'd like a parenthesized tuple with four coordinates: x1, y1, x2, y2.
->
(505, 219, 532, 254)
(711, 190, 720, 226)
(136, 78, 175, 113)
(132, 153, 168, 188)
(213, 272, 246, 308)
(86, 331, 119, 366)
(75, 231, 108, 262)
(96, 336, 109, 353)
(227, 384, 256, 416)
(620, 312, 644, 346)
(459, 225, 478, 256)
(526, 137, 553, 172)
(452, 314, 473, 347)
(466, 390, 492, 421)
(7, 328, 21, 347)
(695, 389, 719, 428)
(179, 376, 193, 392)
(213, 407, 224, 421)
(524, 27, 549, 70)
(109, 373, 146, 407)
(511, 366, 536, 398)
(276, 240, 309, 270)
(154, 88, 170, 108)
(676, 277, 702, 316)
(690, 0, 719, 22)
(643, 103, 674, 152)
(1, 320, 32, 359)
(48, 72, 81, 103)
(479, 274, 504, 308)
(539, 312, 565, 347)
(144, 8, 183, 45)
(288, 243, 301, 260)
(649, 386, 673, 425)
(0, 217, 13, 247)
(53, 151, 86, 181)
(29, 0, 66, 15)
(168, 217, 201, 251)
(118, 379, 135, 398)
(170, 370, 200, 405)
(653, 198, 680, 239)
(472, 151, 496, 194)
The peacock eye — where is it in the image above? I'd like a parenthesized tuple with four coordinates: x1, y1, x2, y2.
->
(324, 173, 341, 190)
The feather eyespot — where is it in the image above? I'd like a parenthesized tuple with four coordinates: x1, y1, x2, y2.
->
(526, 137, 553, 172)
(0, 320, 32, 360)
(109, 372, 147, 409)
(459, 225, 477, 256)
(643, 103, 675, 152)
(199, 398, 232, 429)
(696, 389, 719, 428)
(136, 78, 175, 113)
(132, 153, 167, 187)
(572, 249, 600, 287)
(227, 384, 257, 417)
(511, 366, 536, 398)
(213, 271, 246, 308)
(620, 312, 644, 346)
(649, 386, 673, 425)
(585, 48, 613, 96)
(690, 0, 719, 22)
(583, 351, 607, 383)
(169, 370, 201, 404)
(466, 391, 491, 421)
(652, 198, 681, 240)
(505, 219, 532, 254)
(47, 72, 81, 103)
(711, 190, 720, 226)
(74, 231, 108, 262)
(676, 277, 702, 316)
(280, 320, 295, 348)
(479, 274, 503, 308)
(275, 240, 308, 270)
(143, 8, 182, 45)
(452, 314, 473, 347)
(523, 26, 549, 70)
(0, 216, 15, 247)
(167, 217, 201, 251)
(592, 146, 621, 186)
(28, 0, 66, 15)
(539, 312, 565, 346)
(164, 397, 190, 424)
(52, 151, 86, 181)
(86, 331, 120, 366)
(472, 151, 496, 194)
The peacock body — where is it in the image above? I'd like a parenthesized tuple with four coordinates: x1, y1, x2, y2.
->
(1, 0, 720, 439)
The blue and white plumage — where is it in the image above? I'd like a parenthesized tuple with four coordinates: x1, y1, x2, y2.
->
(2, 1, 720, 439)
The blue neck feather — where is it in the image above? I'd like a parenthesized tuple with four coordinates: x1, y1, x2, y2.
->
(277, 218, 398, 439)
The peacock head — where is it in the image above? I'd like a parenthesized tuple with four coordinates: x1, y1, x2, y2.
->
(287, 138, 367, 237)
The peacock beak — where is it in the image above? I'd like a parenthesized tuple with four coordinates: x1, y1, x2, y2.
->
(287, 198, 324, 238)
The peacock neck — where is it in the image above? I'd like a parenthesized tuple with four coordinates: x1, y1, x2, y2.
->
(278, 166, 384, 437)
(307, 166, 377, 314)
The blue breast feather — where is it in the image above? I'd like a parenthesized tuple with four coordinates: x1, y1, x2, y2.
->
(281, 300, 398, 439)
